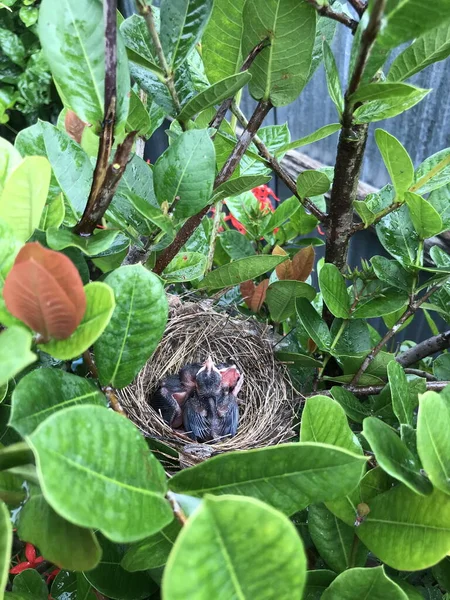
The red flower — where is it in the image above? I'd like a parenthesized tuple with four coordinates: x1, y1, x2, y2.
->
(46, 568, 61, 585)
(223, 213, 246, 234)
(10, 543, 44, 574)
(251, 184, 280, 214)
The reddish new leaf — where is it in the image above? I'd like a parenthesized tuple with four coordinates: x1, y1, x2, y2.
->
(249, 279, 269, 313)
(4, 242, 86, 340)
(240, 280, 256, 308)
(65, 110, 87, 144)
(292, 246, 315, 281)
(276, 259, 294, 280)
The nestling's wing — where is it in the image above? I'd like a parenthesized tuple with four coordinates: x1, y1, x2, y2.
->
(217, 395, 239, 438)
(183, 397, 211, 442)
(150, 375, 187, 427)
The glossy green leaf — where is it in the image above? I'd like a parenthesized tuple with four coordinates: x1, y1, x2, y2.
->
(357, 484, 450, 570)
(376, 205, 419, 266)
(38, 0, 129, 132)
(121, 520, 181, 572)
(10, 369, 107, 438)
(417, 391, 450, 495)
(404, 192, 443, 239)
(0, 137, 21, 194)
(428, 184, 450, 233)
(94, 265, 168, 389)
(0, 500, 12, 596)
(296, 297, 331, 350)
(18, 492, 101, 571)
(304, 570, 337, 600)
(126, 90, 152, 137)
(84, 533, 157, 600)
(124, 191, 173, 235)
(323, 40, 344, 115)
(374, 129, 413, 199)
(266, 280, 316, 322)
(330, 387, 371, 424)
(275, 123, 340, 156)
(46, 227, 123, 256)
(212, 174, 272, 203)
(163, 495, 306, 600)
(387, 361, 414, 426)
(319, 263, 350, 319)
(160, 0, 213, 70)
(388, 22, 450, 81)
(202, 0, 244, 82)
(378, 0, 450, 49)
(263, 196, 300, 234)
(0, 470, 25, 507)
(322, 566, 407, 600)
(275, 351, 323, 368)
(0, 219, 22, 289)
(39, 193, 65, 231)
(241, 0, 316, 106)
(169, 442, 366, 515)
(434, 353, 450, 380)
(201, 255, 287, 290)
(0, 156, 50, 242)
(28, 405, 172, 543)
(154, 129, 215, 218)
(297, 170, 330, 199)
(308, 504, 367, 573)
(220, 231, 255, 259)
(363, 417, 432, 495)
(0, 328, 36, 387)
(301, 395, 362, 455)
(371, 256, 414, 293)
(163, 252, 206, 283)
(353, 88, 430, 124)
(50, 571, 77, 600)
(412, 147, 450, 195)
(179, 72, 251, 121)
(433, 556, 450, 592)
(40, 282, 115, 360)
(12, 569, 47, 600)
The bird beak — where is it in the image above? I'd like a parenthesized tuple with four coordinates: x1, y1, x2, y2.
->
(198, 356, 220, 375)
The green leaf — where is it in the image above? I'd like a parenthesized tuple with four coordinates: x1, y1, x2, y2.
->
(275, 123, 341, 156)
(10, 369, 107, 438)
(296, 297, 331, 350)
(154, 129, 215, 219)
(308, 504, 367, 573)
(0, 328, 36, 387)
(0, 470, 25, 507)
(417, 391, 450, 495)
(94, 265, 168, 389)
(163, 252, 206, 283)
(275, 351, 323, 369)
(350, 82, 416, 105)
(220, 231, 255, 260)
(169, 443, 366, 515)
(433, 556, 450, 592)
(211, 174, 272, 204)
(39, 193, 65, 231)
(202, 0, 244, 83)
(387, 361, 414, 426)
(330, 387, 371, 424)
(378, 0, 450, 49)
(46, 227, 123, 256)
(121, 520, 181, 572)
(404, 192, 443, 239)
(201, 255, 287, 290)
(12, 569, 47, 600)
(40, 282, 115, 360)
(50, 571, 77, 600)
(178, 72, 251, 121)
(319, 263, 350, 319)
(0, 156, 51, 242)
(297, 170, 331, 199)
(304, 570, 337, 599)
(0, 500, 12, 596)
(84, 533, 157, 600)
(126, 90, 152, 137)
(371, 256, 414, 293)
(363, 417, 432, 495)
(18, 492, 101, 571)
(388, 22, 450, 82)
(0, 218, 22, 289)
(38, 0, 129, 132)
(428, 185, 450, 232)
(263, 196, 300, 234)
(160, 0, 213, 70)
(28, 405, 172, 543)
(376, 205, 419, 266)
(434, 354, 450, 380)
(357, 484, 450, 570)
(353, 88, 430, 124)
(0, 137, 21, 194)
(411, 147, 450, 195)
(301, 395, 362, 455)
(322, 566, 407, 600)
(323, 40, 344, 116)
(374, 129, 414, 199)
(124, 191, 173, 235)
(241, 0, 316, 106)
(163, 495, 306, 600)
(266, 280, 316, 322)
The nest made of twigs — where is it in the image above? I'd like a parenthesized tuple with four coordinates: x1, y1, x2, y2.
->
(118, 296, 296, 467)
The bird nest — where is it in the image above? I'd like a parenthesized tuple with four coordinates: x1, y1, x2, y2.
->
(118, 295, 296, 468)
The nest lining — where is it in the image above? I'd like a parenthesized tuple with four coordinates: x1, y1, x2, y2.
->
(119, 298, 296, 463)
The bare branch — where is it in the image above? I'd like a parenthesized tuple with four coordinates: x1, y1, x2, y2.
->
(350, 201, 403, 234)
(348, 0, 367, 18)
(103, 386, 127, 417)
(302, 380, 449, 399)
(166, 491, 188, 525)
(304, 0, 358, 32)
(397, 330, 450, 367)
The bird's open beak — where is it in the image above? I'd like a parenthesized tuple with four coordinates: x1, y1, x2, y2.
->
(198, 356, 220, 375)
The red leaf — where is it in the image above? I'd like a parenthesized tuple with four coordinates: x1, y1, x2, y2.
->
(4, 243, 86, 341)
(64, 110, 86, 144)
(292, 246, 315, 282)
(248, 279, 269, 313)
(240, 280, 255, 308)
(25, 543, 36, 563)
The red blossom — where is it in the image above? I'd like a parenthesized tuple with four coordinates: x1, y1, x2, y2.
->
(251, 184, 280, 214)
(223, 213, 246, 234)
(46, 568, 61, 585)
(10, 543, 44, 574)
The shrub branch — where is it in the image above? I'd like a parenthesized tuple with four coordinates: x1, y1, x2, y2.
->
(397, 330, 450, 367)
(304, 0, 359, 32)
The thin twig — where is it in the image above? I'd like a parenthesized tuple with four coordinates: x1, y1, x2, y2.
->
(166, 491, 188, 525)
(305, 0, 358, 32)
(206, 200, 223, 272)
(153, 100, 273, 274)
(350, 201, 403, 234)
(230, 103, 327, 222)
(83, 350, 99, 379)
(351, 282, 446, 385)
(348, 0, 367, 17)
(302, 380, 450, 399)
(103, 386, 127, 416)
(397, 330, 450, 367)
(404, 368, 437, 381)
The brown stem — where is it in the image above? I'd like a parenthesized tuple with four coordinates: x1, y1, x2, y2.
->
(350, 201, 403, 234)
(303, 380, 449, 399)
(166, 491, 187, 525)
(209, 38, 270, 131)
(397, 330, 450, 367)
(83, 350, 99, 379)
(348, 0, 367, 17)
(404, 368, 437, 381)
(153, 99, 273, 274)
(351, 282, 446, 385)
(103, 386, 127, 416)
(304, 0, 358, 32)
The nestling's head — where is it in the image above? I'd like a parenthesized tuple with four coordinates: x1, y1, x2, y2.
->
(195, 356, 222, 396)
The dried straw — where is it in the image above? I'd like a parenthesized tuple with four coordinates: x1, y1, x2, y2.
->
(118, 297, 295, 467)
